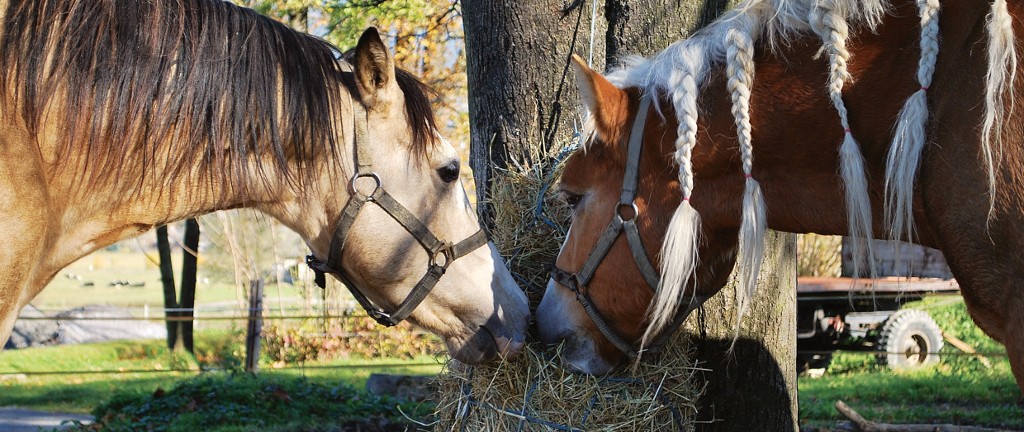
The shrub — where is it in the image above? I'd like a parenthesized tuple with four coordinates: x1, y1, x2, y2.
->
(66, 373, 433, 432)
(261, 317, 444, 365)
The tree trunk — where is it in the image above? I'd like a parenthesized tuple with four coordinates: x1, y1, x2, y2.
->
(464, 1, 798, 429)
(156, 225, 179, 350)
(462, 0, 606, 224)
(685, 231, 798, 431)
(604, 0, 731, 65)
(156, 221, 200, 354)
(179, 218, 200, 354)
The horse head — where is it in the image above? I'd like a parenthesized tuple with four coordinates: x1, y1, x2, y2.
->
(537, 56, 741, 373)
(267, 28, 529, 364)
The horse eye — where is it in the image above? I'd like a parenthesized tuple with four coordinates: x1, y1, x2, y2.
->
(561, 192, 582, 210)
(437, 162, 460, 183)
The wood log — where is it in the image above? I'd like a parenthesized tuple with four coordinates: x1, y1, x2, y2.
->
(942, 331, 993, 369)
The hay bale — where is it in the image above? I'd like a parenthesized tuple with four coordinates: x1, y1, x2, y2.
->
(433, 142, 702, 431)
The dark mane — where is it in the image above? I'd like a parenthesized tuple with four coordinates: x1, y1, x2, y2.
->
(394, 67, 440, 158)
(0, 0, 437, 194)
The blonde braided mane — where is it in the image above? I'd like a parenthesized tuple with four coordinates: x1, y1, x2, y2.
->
(600, 0, 1017, 341)
(885, 0, 940, 244)
(726, 24, 766, 337)
(810, 0, 878, 280)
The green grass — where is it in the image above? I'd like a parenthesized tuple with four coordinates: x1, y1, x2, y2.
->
(798, 297, 1024, 429)
(0, 332, 442, 414)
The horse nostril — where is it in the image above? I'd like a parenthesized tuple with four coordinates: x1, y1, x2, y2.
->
(494, 336, 526, 358)
(481, 325, 526, 359)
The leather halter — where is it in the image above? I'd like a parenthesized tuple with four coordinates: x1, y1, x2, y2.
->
(552, 95, 711, 358)
(306, 67, 489, 327)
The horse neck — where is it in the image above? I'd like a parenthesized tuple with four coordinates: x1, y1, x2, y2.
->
(688, 0, 994, 242)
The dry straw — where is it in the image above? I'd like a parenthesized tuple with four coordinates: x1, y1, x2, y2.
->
(433, 139, 702, 431)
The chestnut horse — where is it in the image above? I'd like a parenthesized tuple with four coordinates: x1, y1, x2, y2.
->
(537, 0, 1024, 390)
(0, 0, 528, 363)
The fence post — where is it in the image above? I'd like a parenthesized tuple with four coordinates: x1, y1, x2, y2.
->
(245, 279, 264, 373)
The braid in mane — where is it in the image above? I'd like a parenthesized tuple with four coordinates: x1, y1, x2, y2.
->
(726, 26, 765, 336)
(984, 0, 1018, 219)
(885, 0, 940, 243)
(644, 47, 703, 347)
(810, 0, 876, 278)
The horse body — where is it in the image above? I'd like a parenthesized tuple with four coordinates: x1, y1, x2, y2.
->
(0, 0, 528, 364)
(539, 0, 1024, 390)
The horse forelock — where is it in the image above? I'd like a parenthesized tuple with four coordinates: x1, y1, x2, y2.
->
(0, 0, 440, 200)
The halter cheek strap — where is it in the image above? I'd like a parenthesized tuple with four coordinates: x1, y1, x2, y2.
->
(553, 95, 711, 358)
(306, 65, 489, 327)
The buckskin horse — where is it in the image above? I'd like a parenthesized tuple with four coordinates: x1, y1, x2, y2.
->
(537, 0, 1024, 390)
(0, 0, 528, 363)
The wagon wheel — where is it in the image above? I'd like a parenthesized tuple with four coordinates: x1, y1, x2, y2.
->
(876, 309, 944, 369)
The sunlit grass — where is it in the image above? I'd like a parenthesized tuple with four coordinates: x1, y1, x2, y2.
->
(0, 332, 442, 413)
(31, 249, 309, 310)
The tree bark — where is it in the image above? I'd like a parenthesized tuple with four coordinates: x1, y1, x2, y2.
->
(604, 0, 731, 65)
(462, 0, 606, 224)
(156, 225, 179, 350)
(464, 1, 798, 429)
(685, 231, 798, 431)
(179, 218, 200, 354)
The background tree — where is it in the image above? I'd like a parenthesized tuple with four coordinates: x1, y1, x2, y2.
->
(155, 219, 200, 353)
(243, 0, 471, 172)
(462, 1, 798, 429)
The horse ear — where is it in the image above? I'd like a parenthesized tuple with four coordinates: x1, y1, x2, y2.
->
(571, 54, 628, 141)
(353, 27, 397, 108)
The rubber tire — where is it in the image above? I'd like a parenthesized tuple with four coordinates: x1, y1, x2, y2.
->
(877, 309, 944, 369)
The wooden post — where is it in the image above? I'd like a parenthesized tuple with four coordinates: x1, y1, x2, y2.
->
(245, 279, 264, 373)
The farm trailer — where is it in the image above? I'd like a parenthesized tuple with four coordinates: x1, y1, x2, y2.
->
(796, 238, 958, 373)
(796, 277, 959, 373)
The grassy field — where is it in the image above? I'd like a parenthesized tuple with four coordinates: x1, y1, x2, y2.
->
(32, 248, 312, 310)
(798, 354, 1022, 429)
(0, 332, 443, 413)
(10, 248, 1024, 428)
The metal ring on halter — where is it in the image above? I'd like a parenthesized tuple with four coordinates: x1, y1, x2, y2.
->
(429, 243, 455, 270)
(350, 172, 382, 200)
(615, 202, 640, 222)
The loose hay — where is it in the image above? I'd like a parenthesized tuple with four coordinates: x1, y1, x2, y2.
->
(433, 338, 702, 431)
(486, 144, 573, 297)
(433, 140, 702, 431)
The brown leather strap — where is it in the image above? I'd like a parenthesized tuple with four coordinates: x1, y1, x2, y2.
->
(305, 62, 489, 327)
(552, 94, 706, 358)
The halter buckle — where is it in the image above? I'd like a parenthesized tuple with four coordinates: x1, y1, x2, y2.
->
(367, 309, 398, 327)
(350, 172, 382, 200)
(551, 267, 581, 293)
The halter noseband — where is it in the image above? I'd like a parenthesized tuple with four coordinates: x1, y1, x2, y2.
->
(306, 67, 488, 327)
(552, 95, 711, 358)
